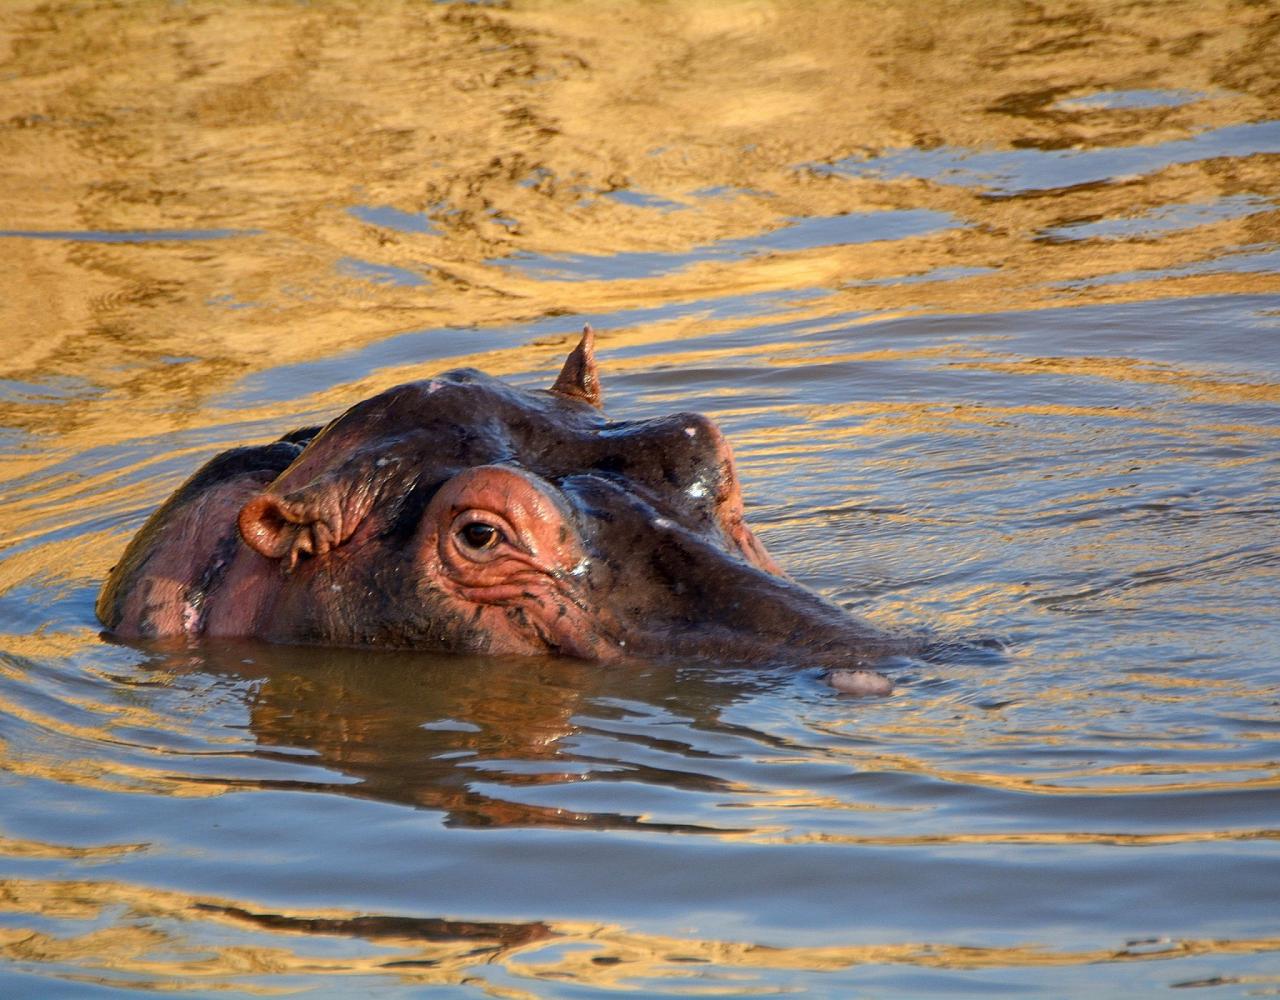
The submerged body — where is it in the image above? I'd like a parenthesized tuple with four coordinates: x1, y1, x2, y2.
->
(99, 328, 902, 683)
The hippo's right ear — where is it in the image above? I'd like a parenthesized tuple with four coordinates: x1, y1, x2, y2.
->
(238, 449, 402, 570)
(238, 485, 357, 571)
(238, 495, 313, 570)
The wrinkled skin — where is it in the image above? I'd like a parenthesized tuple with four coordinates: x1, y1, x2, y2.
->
(98, 328, 905, 687)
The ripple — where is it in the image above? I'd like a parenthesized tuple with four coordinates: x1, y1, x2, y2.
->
(1, 2, 1278, 996)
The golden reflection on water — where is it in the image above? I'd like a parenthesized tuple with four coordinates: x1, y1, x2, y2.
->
(791, 747, 1280, 798)
(1, 0, 1278, 995)
(0, 836, 145, 861)
(2, 873, 1279, 995)
(949, 355, 1280, 405)
(1, 0, 1277, 464)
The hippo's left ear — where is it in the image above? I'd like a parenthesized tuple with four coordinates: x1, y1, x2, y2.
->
(550, 324, 602, 408)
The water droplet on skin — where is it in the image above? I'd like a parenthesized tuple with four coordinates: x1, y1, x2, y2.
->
(684, 426, 697, 437)
(570, 558, 590, 577)
(653, 517, 673, 529)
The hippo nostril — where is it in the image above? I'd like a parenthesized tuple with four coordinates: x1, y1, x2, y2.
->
(827, 668, 895, 697)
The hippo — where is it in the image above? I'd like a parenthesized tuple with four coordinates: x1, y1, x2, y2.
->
(98, 327, 901, 693)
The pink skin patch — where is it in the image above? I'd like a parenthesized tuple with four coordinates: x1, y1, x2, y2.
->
(827, 669, 894, 697)
(418, 465, 621, 660)
(115, 475, 276, 640)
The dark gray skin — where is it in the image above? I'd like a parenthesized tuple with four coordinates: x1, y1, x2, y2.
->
(98, 327, 903, 693)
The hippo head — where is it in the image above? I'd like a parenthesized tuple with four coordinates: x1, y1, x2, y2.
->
(99, 327, 900, 685)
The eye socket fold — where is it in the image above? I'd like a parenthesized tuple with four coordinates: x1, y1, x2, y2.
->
(457, 520, 503, 551)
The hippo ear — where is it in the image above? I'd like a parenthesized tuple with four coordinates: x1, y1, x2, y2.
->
(238, 472, 373, 571)
(550, 324, 602, 408)
(238, 444, 412, 570)
(238, 494, 330, 571)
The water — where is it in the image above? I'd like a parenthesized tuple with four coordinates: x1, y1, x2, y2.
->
(1, 1, 1278, 996)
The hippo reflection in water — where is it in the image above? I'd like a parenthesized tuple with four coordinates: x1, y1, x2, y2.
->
(99, 327, 901, 694)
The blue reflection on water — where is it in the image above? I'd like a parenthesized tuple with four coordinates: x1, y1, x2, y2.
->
(500, 209, 956, 280)
(348, 204, 439, 234)
(1040, 195, 1271, 242)
(845, 265, 999, 288)
(337, 257, 428, 287)
(220, 287, 836, 408)
(1052, 88, 1206, 110)
(1065, 245, 1280, 287)
(602, 189, 685, 212)
(820, 120, 1280, 194)
(0, 375, 99, 405)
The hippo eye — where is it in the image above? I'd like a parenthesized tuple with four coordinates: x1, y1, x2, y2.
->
(458, 521, 503, 551)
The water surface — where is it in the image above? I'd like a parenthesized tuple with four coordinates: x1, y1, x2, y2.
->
(0, 2, 1277, 996)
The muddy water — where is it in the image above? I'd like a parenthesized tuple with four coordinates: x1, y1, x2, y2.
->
(1, 1, 1278, 995)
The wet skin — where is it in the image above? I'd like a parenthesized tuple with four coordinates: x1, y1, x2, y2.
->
(98, 328, 903, 688)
